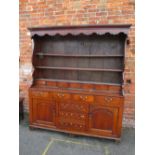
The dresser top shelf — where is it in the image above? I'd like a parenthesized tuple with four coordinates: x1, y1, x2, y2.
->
(28, 24, 131, 37)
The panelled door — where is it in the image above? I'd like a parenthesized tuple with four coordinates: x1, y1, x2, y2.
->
(89, 104, 119, 137)
(31, 97, 56, 127)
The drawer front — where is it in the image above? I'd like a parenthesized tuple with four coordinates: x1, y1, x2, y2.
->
(59, 101, 89, 113)
(72, 94, 94, 103)
(30, 91, 50, 98)
(59, 111, 86, 121)
(57, 116, 86, 132)
(53, 92, 71, 101)
(94, 95, 123, 107)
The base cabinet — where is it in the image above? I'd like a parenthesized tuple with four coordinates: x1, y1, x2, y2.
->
(29, 89, 123, 140)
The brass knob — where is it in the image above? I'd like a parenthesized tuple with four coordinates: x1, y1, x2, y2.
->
(80, 96, 87, 100)
(81, 115, 84, 118)
(58, 93, 64, 97)
(105, 97, 112, 102)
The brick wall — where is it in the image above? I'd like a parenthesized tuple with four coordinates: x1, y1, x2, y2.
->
(19, 0, 135, 127)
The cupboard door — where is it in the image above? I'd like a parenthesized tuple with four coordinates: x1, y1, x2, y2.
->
(89, 105, 119, 137)
(31, 98, 56, 127)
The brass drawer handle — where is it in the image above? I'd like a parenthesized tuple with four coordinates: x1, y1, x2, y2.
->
(80, 96, 87, 100)
(33, 91, 50, 97)
(81, 115, 85, 118)
(105, 97, 113, 102)
(58, 93, 65, 97)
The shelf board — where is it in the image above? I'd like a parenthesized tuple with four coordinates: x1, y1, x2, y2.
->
(36, 53, 124, 58)
(35, 78, 122, 86)
(35, 66, 123, 72)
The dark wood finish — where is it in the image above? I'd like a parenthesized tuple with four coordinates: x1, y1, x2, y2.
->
(19, 97, 24, 122)
(89, 106, 118, 136)
(28, 24, 131, 37)
(28, 25, 131, 141)
(31, 98, 55, 127)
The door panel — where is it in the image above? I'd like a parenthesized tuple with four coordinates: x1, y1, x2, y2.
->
(91, 109, 113, 130)
(89, 105, 118, 136)
(32, 98, 56, 127)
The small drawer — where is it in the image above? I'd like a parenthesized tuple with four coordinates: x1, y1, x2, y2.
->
(46, 81, 57, 87)
(69, 83, 81, 89)
(59, 122, 85, 131)
(58, 118, 85, 131)
(57, 82, 69, 88)
(94, 95, 123, 107)
(59, 101, 88, 113)
(35, 80, 46, 86)
(59, 111, 86, 120)
(53, 92, 71, 101)
(31, 91, 49, 98)
(72, 94, 94, 102)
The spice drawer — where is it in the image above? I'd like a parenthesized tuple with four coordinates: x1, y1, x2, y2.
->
(57, 117, 86, 132)
(58, 101, 89, 113)
(72, 94, 94, 102)
(94, 95, 124, 107)
(59, 111, 86, 120)
(53, 92, 71, 101)
(30, 90, 50, 98)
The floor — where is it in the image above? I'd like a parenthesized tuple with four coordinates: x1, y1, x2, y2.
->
(19, 115, 135, 155)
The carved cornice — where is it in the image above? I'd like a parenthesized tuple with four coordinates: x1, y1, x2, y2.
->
(28, 24, 131, 37)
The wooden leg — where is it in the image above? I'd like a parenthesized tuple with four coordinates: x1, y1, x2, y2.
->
(29, 126, 35, 130)
(19, 98, 24, 121)
(69, 134, 76, 138)
(115, 139, 121, 143)
(21, 112, 24, 120)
